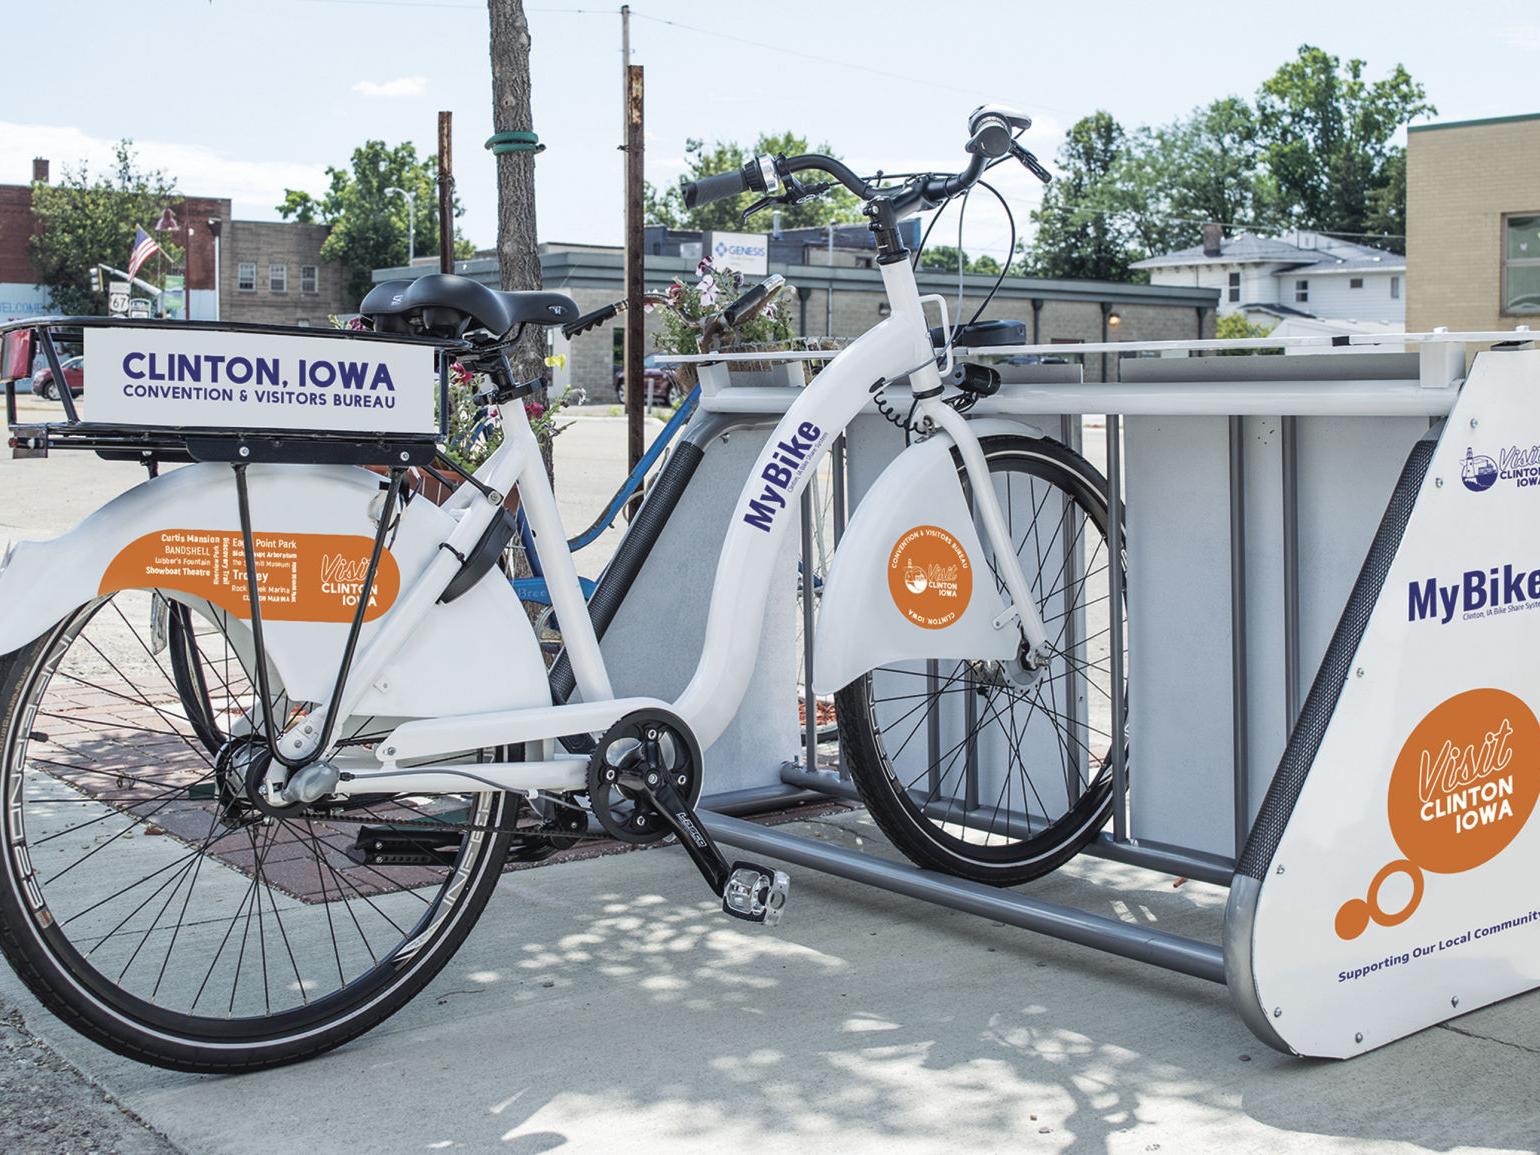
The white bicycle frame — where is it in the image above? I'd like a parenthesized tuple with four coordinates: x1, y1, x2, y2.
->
(286, 255, 1051, 801)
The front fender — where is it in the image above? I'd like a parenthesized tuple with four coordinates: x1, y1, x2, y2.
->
(812, 421, 1043, 695)
(0, 462, 549, 718)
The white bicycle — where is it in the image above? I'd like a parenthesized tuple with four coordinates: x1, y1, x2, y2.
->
(0, 107, 1123, 1071)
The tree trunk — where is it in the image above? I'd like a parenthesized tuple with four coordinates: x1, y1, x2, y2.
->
(487, 0, 547, 397)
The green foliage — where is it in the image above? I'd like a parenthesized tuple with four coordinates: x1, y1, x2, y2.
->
(1019, 48, 1431, 279)
(645, 132, 865, 232)
(1214, 311, 1279, 354)
(29, 141, 183, 316)
(1257, 45, 1433, 251)
(1021, 111, 1136, 281)
(916, 245, 1003, 275)
(277, 140, 466, 302)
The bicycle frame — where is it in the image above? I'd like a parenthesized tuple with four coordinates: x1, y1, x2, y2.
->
(277, 256, 1051, 799)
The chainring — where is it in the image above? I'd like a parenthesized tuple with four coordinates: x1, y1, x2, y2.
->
(585, 708, 703, 844)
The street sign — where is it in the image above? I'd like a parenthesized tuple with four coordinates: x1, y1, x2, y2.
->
(108, 280, 130, 317)
(703, 230, 769, 276)
(162, 274, 185, 321)
(127, 298, 152, 319)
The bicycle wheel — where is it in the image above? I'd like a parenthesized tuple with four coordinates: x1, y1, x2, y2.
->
(0, 589, 514, 1072)
(836, 433, 1126, 885)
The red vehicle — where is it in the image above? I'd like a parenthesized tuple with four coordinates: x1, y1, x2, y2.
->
(33, 354, 84, 400)
(614, 353, 679, 405)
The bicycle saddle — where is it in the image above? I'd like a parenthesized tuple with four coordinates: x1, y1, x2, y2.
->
(360, 273, 578, 338)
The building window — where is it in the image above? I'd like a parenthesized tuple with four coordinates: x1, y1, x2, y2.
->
(1227, 271, 1240, 303)
(268, 264, 287, 293)
(1349, 277, 1363, 289)
(1391, 275, 1401, 300)
(1503, 214, 1540, 314)
(1295, 279, 1309, 303)
(237, 262, 256, 292)
(301, 265, 319, 294)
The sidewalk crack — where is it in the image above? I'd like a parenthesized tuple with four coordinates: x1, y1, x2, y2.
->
(1437, 1021, 1540, 1055)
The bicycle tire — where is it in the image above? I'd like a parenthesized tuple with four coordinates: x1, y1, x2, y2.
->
(836, 433, 1127, 885)
(0, 594, 515, 1073)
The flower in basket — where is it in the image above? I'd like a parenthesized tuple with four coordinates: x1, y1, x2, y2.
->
(653, 259, 799, 389)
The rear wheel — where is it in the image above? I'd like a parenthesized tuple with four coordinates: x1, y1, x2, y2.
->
(0, 590, 514, 1072)
(837, 434, 1126, 885)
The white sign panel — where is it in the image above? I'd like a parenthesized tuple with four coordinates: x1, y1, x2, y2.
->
(705, 230, 769, 276)
(84, 328, 437, 435)
(1242, 348, 1540, 1058)
(107, 280, 130, 317)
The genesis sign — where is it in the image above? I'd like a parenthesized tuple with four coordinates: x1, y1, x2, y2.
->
(704, 230, 769, 276)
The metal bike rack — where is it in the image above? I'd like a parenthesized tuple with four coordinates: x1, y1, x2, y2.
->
(672, 331, 1540, 1057)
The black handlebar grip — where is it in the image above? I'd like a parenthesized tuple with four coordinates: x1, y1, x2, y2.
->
(682, 167, 749, 209)
(723, 282, 772, 328)
(560, 302, 619, 339)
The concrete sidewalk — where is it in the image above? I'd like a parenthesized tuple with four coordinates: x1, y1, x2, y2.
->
(2, 808, 1535, 1154)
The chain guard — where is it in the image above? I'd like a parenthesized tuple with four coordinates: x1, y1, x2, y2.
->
(585, 709, 703, 844)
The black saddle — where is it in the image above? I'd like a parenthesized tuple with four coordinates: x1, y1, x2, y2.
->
(360, 274, 579, 338)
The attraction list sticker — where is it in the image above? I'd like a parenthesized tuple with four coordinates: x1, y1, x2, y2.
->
(100, 530, 399, 623)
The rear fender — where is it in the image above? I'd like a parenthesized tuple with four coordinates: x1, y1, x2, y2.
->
(812, 420, 1043, 694)
(0, 463, 549, 718)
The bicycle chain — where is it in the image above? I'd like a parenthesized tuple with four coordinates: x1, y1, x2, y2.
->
(283, 805, 610, 843)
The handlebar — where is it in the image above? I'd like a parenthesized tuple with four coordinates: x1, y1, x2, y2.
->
(677, 106, 1050, 221)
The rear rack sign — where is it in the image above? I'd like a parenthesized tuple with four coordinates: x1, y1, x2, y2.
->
(83, 328, 437, 435)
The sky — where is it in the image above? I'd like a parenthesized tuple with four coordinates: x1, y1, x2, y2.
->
(5, 0, 1540, 270)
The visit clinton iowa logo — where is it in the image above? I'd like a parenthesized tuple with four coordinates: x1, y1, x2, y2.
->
(1460, 443, 1540, 494)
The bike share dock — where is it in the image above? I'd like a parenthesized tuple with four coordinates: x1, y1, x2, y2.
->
(647, 330, 1540, 1057)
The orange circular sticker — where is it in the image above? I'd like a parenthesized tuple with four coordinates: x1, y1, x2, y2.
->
(887, 525, 973, 629)
(1386, 688, 1540, 875)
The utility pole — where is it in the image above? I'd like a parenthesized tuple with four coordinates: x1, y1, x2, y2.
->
(436, 110, 453, 274)
(624, 61, 645, 481)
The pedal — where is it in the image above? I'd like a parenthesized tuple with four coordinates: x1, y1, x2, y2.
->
(347, 825, 463, 868)
(722, 861, 791, 926)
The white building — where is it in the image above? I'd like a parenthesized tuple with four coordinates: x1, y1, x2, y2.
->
(1131, 225, 1405, 328)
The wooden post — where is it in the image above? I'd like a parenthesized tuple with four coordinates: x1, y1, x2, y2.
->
(624, 63, 645, 478)
(437, 111, 454, 274)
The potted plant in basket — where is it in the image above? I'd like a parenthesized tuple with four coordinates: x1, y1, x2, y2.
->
(654, 258, 839, 389)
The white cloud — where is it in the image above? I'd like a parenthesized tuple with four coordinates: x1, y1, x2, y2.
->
(2, 122, 328, 221)
(1503, 24, 1540, 50)
(352, 76, 428, 98)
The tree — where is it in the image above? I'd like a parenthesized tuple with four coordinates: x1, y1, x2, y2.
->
(1256, 45, 1433, 249)
(487, 0, 547, 424)
(277, 141, 466, 300)
(1143, 97, 1279, 247)
(30, 141, 183, 316)
(644, 133, 865, 231)
(1214, 311, 1279, 354)
(1022, 112, 1138, 281)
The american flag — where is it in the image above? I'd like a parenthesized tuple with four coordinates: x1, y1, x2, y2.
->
(125, 226, 161, 282)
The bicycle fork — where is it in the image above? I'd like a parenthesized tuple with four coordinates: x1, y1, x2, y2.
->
(922, 397, 1053, 666)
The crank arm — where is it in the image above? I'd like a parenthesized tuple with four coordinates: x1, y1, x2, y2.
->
(641, 774, 790, 926)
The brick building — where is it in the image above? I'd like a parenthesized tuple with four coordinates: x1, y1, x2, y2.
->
(2, 158, 349, 326)
(219, 219, 355, 326)
(1407, 112, 1540, 333)
(374, 240, 1219, 397)
(2, 159, 230, 320)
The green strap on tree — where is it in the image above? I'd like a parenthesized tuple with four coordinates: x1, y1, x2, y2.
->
(485, 131, 543, 155)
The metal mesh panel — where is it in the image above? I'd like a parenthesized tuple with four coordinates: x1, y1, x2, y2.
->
(1235, 435, 1437, 879)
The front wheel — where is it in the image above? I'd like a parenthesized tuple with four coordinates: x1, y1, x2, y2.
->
(837, 434, 1126, 885)
(0, 590, 515, 1072)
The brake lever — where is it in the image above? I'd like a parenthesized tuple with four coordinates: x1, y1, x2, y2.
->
(739, 176, 835, 224)
(1010, 142, 1053, 185)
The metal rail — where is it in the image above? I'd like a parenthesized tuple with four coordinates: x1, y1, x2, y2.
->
(700, 810, 1227, 984)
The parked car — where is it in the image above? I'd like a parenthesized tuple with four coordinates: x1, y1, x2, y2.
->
(614, 354, 678, 405)
(33, 354, 84, 400)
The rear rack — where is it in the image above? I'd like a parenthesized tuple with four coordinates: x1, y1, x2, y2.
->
(3, 315, 466, 467)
